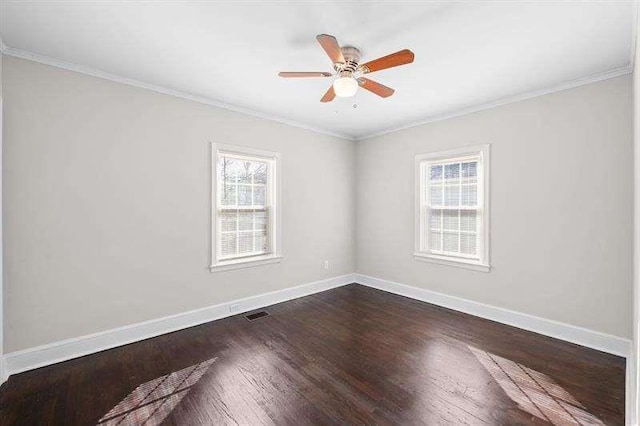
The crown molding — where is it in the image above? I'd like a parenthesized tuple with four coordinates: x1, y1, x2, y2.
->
(358, 1, 637, 141)
(356, 64, 633, 141)
(1, 44, 633, 143)
(1, 46, 356, 141)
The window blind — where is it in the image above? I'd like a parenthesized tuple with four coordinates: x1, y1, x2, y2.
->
(423, 157, 480, 259)
(217, 155, 270, 261)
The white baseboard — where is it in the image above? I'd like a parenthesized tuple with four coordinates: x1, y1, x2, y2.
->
(354, 274, 631, 358)
(0, 356, 6, 386)
(3, 274, 356, 377)
(4, 272, 630, 381)
(627, 356, 635, 426)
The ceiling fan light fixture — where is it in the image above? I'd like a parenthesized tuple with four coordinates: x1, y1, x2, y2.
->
(333, 76, 358, 98)
(278, 34, 414, 102)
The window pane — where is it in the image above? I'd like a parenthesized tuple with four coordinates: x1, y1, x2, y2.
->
(429, 231, 442, 251)
(461, 184, 477, 206)
(253, 162, 268, 184)
(430, 185, 443, 205)
(254, 185, 266, 206)
(254, 231, 268, 253)
(237, 162, 252, 184)
(238, 211, 253, 231)
(444, 185, 460, 206)
(218, 158, 240, 183)
(221, 184, 237, 206)
(429, 209, 442, 229)
(443, 210, 459, 231)
(443, 232, 459, 253)
(461, 233, 477, 255)
(255, 211, 268, 231)
(238, 185, 252, 206)
(430, 164, 443, 181)
(220, 233, 237, 258)
(238, 232, 253, 255)
(220, 212, 236, 232)
(460, 211, 477, 232)
(444, 163, 460, 183)
(461, 161, 477, 183)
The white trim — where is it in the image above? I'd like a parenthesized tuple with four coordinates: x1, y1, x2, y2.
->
(0, 97, 4, 386)
(209, 255, 283, 272)
(3, 274, 355, 377)
(354, 274, 631, 358)
(415, 144, 491, 270)
(210, 143, 282, 269)
(415, 144, 490, 162)
(215, 143, 281, 161)
(628, 356, 635, 426)
(413, 254, 490, 272)
(2, 273, 630, 380)
(1, 45, 633, 143)
(1, 47, 355, 141)
(358, 66, 633, 141)
(0, 359, 6, 386)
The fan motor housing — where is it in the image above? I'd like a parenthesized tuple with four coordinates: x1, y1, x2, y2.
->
(334, 46, 361, 74)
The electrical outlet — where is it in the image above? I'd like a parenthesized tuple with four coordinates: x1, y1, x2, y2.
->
(323, 260, 330, 270)
(229, 303, 241, 313)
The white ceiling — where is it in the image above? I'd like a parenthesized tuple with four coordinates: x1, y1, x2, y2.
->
(0, 1, 635, 140)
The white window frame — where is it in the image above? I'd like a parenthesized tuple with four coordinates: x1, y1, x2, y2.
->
(210, 143, 282, 272)
(414, 144, 491, 272)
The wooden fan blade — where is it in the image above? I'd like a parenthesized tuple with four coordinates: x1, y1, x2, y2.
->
(278, 72, 333, 78)
(316, 34, 345, 64)
(357, 78, 395, 98)
(320, 85, 336, 103)
(360, 49, 415, 74)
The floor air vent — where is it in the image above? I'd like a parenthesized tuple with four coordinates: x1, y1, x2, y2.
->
(244, 311, 270, 321)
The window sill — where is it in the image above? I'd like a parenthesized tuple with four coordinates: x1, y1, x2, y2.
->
(413, 253, 490, 273)
(209, 255, 283, 272)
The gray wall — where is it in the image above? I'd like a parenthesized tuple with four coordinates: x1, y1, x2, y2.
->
(3, 57, 356, 352)
(356, 75, 633, 339)
(0, 51, 4, 382)
(632, 18, 640, 423)
(3, 55, 633, 354)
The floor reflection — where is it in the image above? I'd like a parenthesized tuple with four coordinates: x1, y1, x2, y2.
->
(469, 346, 603, 425)
(97, 357, 217, 426)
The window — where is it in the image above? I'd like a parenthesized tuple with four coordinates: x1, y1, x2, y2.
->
(415, 145, 490, 272)
(210, 144, 281, 271)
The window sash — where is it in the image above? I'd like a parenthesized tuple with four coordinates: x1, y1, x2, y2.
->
(419, 154, 484, 262)
(422, 207, 481, 259)
(215, 152, 276, 263)
(217, 207, 271, 261)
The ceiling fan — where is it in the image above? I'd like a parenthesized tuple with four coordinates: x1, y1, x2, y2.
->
(278, 34, 415, 102)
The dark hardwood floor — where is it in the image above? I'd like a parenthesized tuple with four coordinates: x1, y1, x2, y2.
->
(0, 284, 625, 425)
